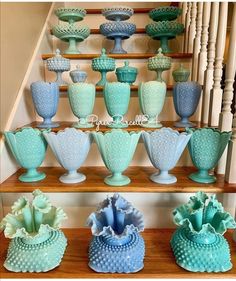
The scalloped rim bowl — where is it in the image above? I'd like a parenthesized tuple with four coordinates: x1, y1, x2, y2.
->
(100, 22, 136, 39)
(55, 7, 87, 22)
(146, 21, 184, 39)
(102, 6, 134, 21)
(52, 24, 90, 42)
(149, 6, 182, 21)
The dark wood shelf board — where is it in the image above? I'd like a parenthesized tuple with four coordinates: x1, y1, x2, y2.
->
(0, 229, 235, 278)
(42, 53, 193, 60)
(50, 28, 146, 35)
(1, 166, 235, 193)
(85, 8, 155, 14)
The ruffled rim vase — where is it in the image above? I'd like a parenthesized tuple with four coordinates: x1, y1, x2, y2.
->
(187, 128, 231, 183)
(87, 193, 145, 273)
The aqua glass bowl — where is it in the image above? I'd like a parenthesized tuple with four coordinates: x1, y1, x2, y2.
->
(149, 6, 182, 21)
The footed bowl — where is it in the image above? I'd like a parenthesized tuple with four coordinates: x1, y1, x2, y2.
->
(102, 6, 134, 21)
(149, 6, 182, 21)
(55, 7, 86, 23)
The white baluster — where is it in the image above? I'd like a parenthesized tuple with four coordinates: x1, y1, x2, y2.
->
(188, 3, 197, 53)
(192, 2, 203, 81)
(201, 3, 219, 124)
(181, 2, 188, 52)
(208, 3, 228, 127)
(223, 4, 236, 181)
(184, 3, 192, 52)
(197, 2, 211, 85)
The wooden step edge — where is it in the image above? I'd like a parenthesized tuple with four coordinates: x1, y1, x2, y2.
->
(85, 7, 155, 14)
(42, 53, 193, 60)
(50, 28, 146, 35)
(59, 85, 174, 92)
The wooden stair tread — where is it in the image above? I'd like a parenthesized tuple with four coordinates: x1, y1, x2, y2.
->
(50, 28, 146, 35)
(42, 53, 193, 60)
(0, 228, 235, 278)
(1, 166, 235, 193)
(85, 8, 155, 14)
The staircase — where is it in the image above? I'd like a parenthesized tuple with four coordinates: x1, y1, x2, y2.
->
(0, 2, 236, 278)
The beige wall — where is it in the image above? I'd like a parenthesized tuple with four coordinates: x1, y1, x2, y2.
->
(0, 2, 51, 132)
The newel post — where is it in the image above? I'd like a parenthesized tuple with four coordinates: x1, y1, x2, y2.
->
(201, 3, 219, 124)
(192, 2, 203, 81)
(208, 3, 228, 127)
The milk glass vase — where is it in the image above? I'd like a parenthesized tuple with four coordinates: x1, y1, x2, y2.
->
(171, 191, 236, 272)
(104, 82, 130, 128)
(4, 127, 48, 182)
(92, 130, 141, 186)
(31, 81, 59, 128)
(142, 128, 191, 184)
(43, 128, 92, 184)
(87, 193, 145, 273)
(187, 128, 231, 183)
(68, 83, 95, 128)
(0, 190, 67, 273)
(138, 81, 166, 128)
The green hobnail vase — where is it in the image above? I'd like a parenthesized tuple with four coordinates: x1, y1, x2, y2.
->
(4, 128, 48, 182)
(103, 82, 130, 128)
(172, 63, 190, 82)
(92, 130, 141, 186)
(187, 128, 231, 183)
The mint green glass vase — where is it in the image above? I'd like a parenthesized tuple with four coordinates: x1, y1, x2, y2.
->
(68, 83, 95, 128)
(92, 130, 141, 186)
(171, 192, 236, 272)
(4, 128, 48, 182)
(0, 190, 68, 272)
(187, 128, 231, 183)
(104, 82, 130, 128)
(138, 81, 166, 128)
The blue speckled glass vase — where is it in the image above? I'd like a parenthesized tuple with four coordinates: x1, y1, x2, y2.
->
(87, 193, 145, 273)
(173, 82, 201, 128)
(171, 192, 236, 272)
(1, 190, 68, 272)
(31, 81, 60, 128)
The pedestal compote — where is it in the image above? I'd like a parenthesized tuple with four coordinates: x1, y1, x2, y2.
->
(46, 49, 70, 86)
(100, 6, 136, 54)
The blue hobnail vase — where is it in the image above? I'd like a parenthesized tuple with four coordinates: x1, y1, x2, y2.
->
(43, 128, 92, 184)
(142, 128, 191, 184)
(170, 192, 236, 272)
(0, 190, 68, 272)
(87, 193, 145, 273)
(31, 81, 60, 128)
(173, 82, 201, 128)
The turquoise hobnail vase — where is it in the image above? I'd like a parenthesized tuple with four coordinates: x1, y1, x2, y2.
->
(187, 128, 231, 183)
(138, 81, 166, 128)
(92, 130, 141, 186)
(0, 190, 68, 272)
(104, 82, 130, 128)
(87, 193, 145, 273)
(170, 192, 236, 272)
(68, 83, 95, 128)
(4, 128, 48, 182)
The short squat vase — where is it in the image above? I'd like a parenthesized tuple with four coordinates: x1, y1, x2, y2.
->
(91, 48, 116, 86)
(43, 128, 92, 184)
(69, 64, 87, 83)
(68, 83, 95, 128)
(87, 193, 145, 273)
(172, 63, 190, 82)
(187, 128, 231, 183)
(171, 191, 236, 272)
(138, 81, 166, 128)
(46, 49, 70, 86)
(31, 81, 59, 128)
(104, 82, 130, 128)
(115, 60, 138, 84)
(0, 190, 68, 272)
(92, 130, 141, 186)
(100, 6, 136, 54)
(142, 128, 191, 184)
(173, 82, 201, 128)
(4, 128, 48, 182)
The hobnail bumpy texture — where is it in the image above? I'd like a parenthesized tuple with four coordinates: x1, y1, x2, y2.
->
(55, 7, 86, 21)
(4, 230, 67, 272)
(149, 6, 182, 21)
(171, 227, 232, 272)
(100, 22, 136, 38)
(187, 128, 231, 171)
(148, 48, 172, 71)
(146, 21, 184, 38)
(47, 50, 70, 72)
(102, 6, 134, 21)
(89, 232, 145, 273)
(52, 24, 90, 41)
(92, 50, 115, 72)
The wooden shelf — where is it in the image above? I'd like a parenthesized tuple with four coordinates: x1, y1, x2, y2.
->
(50, 28, 146, 35)
(1, 166, 235, 193)
(85, 8, 155, 14)
(0, 228, 235, 278)
(59, 85, 174, 92)
(42, 53, 193, 60)
(21, 121, 202, 133)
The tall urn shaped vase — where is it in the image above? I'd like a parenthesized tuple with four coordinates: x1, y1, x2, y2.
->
(138, 81, 166, 128)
